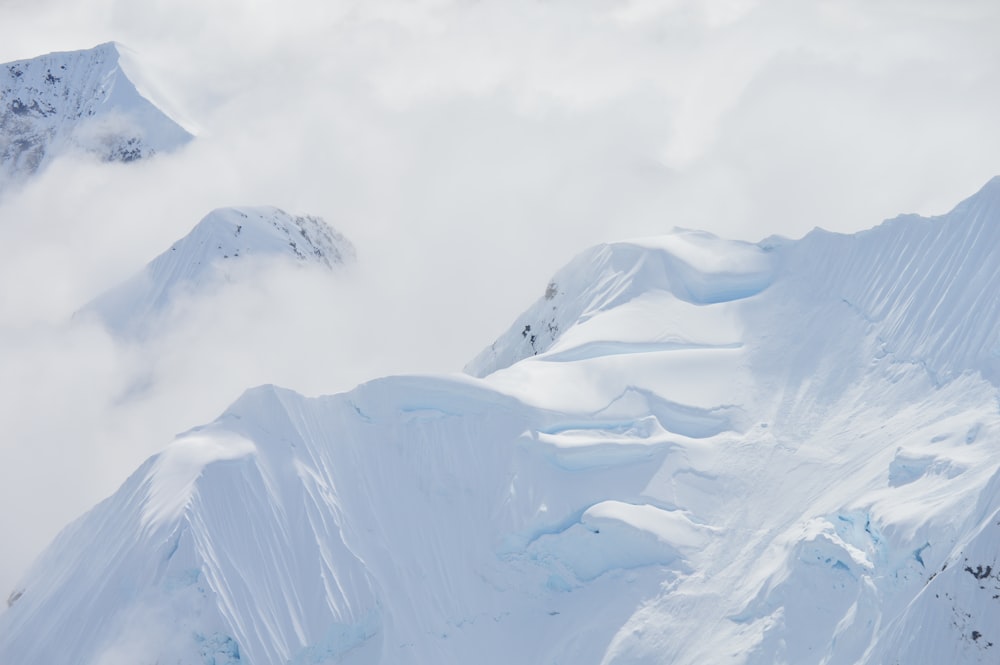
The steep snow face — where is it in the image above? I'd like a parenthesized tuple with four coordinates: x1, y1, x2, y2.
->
(81, 206, 355, 337)
(6, 180, 1000, 665)
(0, 42, 192, 190)
(782, 175, 1000, 386)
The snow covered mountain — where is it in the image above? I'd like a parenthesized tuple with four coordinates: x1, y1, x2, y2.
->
(5, 179, 1000, 664)
(81, 206, 355, 338)
(0, 42, 191, 191)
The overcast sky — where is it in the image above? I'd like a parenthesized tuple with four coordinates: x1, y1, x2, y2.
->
(2, 0, 1000, 598)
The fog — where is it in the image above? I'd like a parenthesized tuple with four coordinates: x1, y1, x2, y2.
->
(2, 0, 1000, 599)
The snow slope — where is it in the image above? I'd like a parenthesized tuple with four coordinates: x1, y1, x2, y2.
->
(0, 43, 191, 191)
(5, 179, 1000, 664)
(80, 206, 355, 338)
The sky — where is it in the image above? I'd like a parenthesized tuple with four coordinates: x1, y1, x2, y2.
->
(2, 0, 1000, 599)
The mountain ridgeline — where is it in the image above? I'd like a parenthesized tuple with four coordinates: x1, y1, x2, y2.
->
(4, 176, 1000, 664)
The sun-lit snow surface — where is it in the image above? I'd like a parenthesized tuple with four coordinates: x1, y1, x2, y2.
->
(80, 206, 355, 338)
(465, 229, 774, 380)
(0, 42, 191, 191)
(6, 180, 1000, 664)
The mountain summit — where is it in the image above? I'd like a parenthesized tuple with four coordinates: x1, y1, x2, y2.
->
(0, 42, 192, 189)
(82, 206, 355, 338)
(4, 180, 1000, 664)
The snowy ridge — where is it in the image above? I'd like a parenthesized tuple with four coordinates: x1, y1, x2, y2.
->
(464, 230, 773, 378)
(81, 206, 355, 337)
(0, 42, 191, 189)
(469, 177, 1000, 387)
(6, 180, 1000, 663)
(783, 175, 1000, 386)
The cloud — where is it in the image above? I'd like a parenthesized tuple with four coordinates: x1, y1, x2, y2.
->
(2, 0, 1000, 599)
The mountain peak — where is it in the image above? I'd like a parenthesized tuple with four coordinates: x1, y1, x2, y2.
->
(82, 206, 355, 338)
(78, 41, 121, 56)
(465, 230, 775, 378)
(954, 173, 1000, 218)
(976, 174, 1000, 193)
(0, 42, 192, 190)
(186, 206, 356, 269)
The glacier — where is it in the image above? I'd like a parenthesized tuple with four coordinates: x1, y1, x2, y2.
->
(0, 42, 192, 192)
(5, 178, 1000, 664)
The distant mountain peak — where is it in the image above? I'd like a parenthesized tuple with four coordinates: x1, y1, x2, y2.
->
(82, 206, 355, 338)
(0, 42, 192, 190)
(169, 206, 355, 270)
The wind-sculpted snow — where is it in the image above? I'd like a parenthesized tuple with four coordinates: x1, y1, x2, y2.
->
(465, 230, 773, 378)
(7, 180, 1000, 663)
(0, 43, 192, 191)
(524, 500, 713, 582)
(81, 206, 355, 337)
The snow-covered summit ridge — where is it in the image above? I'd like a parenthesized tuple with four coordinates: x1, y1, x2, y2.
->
(160, 206, 356, 273)
(82, 206, 355, 337)
(468, 176, 1000, 386)
(465, 229, 775, 378)
(0, 42, 192, 189)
